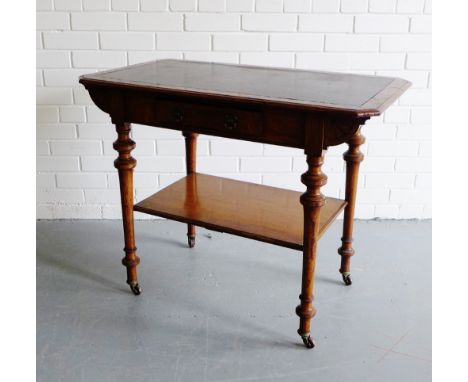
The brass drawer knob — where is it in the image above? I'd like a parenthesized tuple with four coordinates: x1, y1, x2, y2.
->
(224, 114, 238, 130)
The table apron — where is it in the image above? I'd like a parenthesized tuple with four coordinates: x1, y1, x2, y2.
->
(86, 87, 367, 152)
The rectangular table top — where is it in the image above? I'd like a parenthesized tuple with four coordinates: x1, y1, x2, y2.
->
(79, 59, 411, 117)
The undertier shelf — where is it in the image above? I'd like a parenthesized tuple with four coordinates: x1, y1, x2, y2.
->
(134, 173, 346, 251)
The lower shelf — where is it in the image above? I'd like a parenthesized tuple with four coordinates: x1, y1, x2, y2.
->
(134, 173, 346, 251)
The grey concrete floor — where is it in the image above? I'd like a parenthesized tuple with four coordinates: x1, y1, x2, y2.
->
(37, 220, 431, 382)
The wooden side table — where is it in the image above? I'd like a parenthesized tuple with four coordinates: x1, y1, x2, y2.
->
(80, 60, 410, 348)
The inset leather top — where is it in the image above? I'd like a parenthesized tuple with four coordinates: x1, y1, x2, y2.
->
(79, 59, 411, 117)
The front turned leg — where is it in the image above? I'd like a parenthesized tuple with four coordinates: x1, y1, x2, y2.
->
(183, 131, 198, 248)
(114, 122, 141, 295)
(296, 155, 327, 348)
(338, 129, 365, 286)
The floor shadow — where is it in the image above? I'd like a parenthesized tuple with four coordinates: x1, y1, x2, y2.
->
(135, 232, 188, 249)
(37, 249, 128, 293)
(314, 274, 345, 286)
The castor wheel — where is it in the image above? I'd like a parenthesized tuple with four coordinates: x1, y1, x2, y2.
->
(342, 272, 352, 286)
(128, 281, 142, 295)
(300, 334, 316, 349)
(188, 236, 195, 248)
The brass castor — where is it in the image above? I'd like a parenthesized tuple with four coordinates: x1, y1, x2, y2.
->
(299, 334, 315, 349)
(128, 281, 142, 295)
(342, 272, 352, 286)
(188, 235, 196, 248)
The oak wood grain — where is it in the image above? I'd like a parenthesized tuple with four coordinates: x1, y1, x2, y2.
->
(183, 131, 198, 247)
(134, 173, 346, 251)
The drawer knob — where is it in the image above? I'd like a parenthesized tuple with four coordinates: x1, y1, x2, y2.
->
(224, 114, 238, 130)
(173, 109, 184, 123)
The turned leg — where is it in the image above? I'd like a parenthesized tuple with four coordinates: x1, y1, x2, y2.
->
(296, 154, 327, 348)
(183, 131, 198, 248)
(338, 129, 365, 286)
(114, 122, 141, 295)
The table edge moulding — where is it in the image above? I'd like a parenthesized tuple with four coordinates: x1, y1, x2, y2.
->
(79, 59, 411, 349)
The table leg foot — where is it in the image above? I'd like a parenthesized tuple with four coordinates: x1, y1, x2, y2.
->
(187, 234, 196, 248)
(298, 331, 315, 349)
(128, 280, 142, 295)
(341, 271, 352, 286)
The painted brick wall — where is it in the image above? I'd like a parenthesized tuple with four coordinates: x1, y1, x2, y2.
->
(36, 0, 432, 219)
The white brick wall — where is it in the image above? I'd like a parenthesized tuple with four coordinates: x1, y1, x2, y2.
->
(36, 0, 431, 219)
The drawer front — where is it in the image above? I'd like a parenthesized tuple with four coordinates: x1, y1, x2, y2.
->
(155, 100, 263, 138)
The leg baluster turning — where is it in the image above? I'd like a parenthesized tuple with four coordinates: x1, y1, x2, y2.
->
(338, 129, 365, 286)
(114, 122, 141, 295)
(183, 131, 198, 248)
(296, 154, 327, 348)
